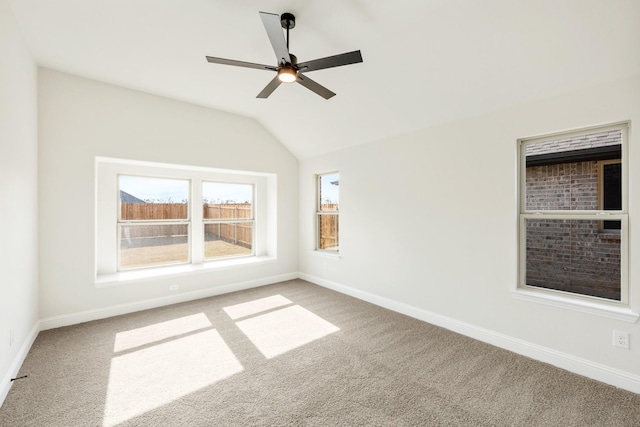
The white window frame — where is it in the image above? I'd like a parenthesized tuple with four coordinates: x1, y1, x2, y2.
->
(515, 122, 636, 322)
(96, 157, 275, 285)
(316, 171, 339, 253)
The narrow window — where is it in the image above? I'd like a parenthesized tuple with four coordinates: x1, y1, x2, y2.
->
(202, 182, 254, 260)
(316, 172, 339, 252)
(118, 175, 190, 270)
(519, 124, 628, 303)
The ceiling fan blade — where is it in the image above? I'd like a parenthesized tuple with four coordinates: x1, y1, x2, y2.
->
(257, 76, 282, 98)
(259, 12, 291, 65)
(297, 50, 363, 73)
(296, 74, 336, 99)
(206, 56, 276, 71)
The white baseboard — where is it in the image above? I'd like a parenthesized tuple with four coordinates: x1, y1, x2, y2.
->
(0, 321, 40, 408)
(299, 273, 640, 394)
(6, 271, 638, 411)
(40, 272, 297, 331)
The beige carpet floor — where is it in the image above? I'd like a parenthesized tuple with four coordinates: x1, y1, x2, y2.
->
(1, 279, 639, 426)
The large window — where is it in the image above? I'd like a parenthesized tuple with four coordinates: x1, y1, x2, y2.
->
(518, 123, 628, 304)
(118, 178, 256, 270)
(96, 158, 274, 280)
(316, 172, 339, 252)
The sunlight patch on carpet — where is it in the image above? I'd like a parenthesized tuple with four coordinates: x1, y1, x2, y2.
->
(223, 294, 293, 320)
(103, 329, 242, 427)
(235, 305, 339, 359)
(113, 313, 212, 352)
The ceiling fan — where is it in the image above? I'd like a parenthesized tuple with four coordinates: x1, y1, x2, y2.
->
(205, 12, 363, 100)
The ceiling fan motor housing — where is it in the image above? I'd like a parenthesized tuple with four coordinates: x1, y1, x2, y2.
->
(280, 13, 295, 29)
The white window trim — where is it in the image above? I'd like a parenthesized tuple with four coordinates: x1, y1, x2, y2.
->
(95, 157, 276, 286)
(310, 249, 341, 259)
(95, 255, 277, 288)
(514, 122, 637, 321)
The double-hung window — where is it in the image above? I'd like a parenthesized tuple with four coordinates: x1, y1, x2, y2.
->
(518, 123, 628, 305)
(202, 182, 254, 260)
(118, 175, 190, 270)
(316, 172, 339, 252)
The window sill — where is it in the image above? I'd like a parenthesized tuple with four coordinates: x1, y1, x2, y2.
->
(95, 256, 276, 288)
(512, 288, 638, 323)
(311, 250, 341, 260)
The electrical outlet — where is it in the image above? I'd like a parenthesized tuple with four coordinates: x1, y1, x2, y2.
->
(613, 330, 629, 349)
(169, 285, 180, 291)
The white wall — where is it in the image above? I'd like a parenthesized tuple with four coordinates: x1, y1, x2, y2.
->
(0, 0, 39, 401)
(38, 68, 298, 320)
(299, 74, 640, 386)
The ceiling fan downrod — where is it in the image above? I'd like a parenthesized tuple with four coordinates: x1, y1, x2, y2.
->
(280, 13, 295, 52)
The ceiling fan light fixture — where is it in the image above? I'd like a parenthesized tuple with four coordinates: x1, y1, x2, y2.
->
(277, 66, 297, 83)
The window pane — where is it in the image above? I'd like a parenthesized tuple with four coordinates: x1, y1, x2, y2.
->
(203, 182, 253, 220)
(120, 176, 189, 220)
(525, 218, 621, 300)
(602, 162, 622, 230)
(204, 223, 252, 260)
(524, 130, 621, 211)
(318, 214, 339, 251)
(120, 224, 189, 269)
(319, 173, 339, 211)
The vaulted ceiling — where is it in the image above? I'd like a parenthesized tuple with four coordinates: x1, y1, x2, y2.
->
(9, 0, 640, 158)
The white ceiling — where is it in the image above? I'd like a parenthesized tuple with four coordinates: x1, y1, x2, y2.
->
(9, 0, 640, 159)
